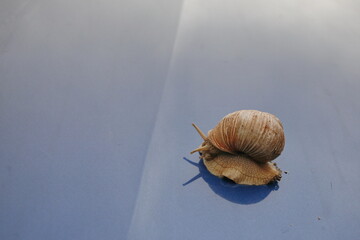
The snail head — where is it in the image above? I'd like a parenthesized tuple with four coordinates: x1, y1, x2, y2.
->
(190, 123, 222, 160)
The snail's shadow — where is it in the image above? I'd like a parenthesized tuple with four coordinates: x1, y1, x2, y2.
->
(183, 157, 279, 205)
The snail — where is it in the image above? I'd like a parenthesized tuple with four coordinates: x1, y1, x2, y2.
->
(190, 110, 285, 185)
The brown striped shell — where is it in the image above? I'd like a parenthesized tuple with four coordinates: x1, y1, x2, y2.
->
(208, 110, 285, 163)
(190, 110, 285, 186)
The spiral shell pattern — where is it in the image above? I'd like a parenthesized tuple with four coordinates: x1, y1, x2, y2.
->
(208, 110, 285, 163)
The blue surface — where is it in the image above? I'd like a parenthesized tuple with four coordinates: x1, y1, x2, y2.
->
(1, 0, 360, 240)
(0, 0, 182, 239)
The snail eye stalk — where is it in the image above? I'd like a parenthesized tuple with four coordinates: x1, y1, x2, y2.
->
(192, 123, 207, 140)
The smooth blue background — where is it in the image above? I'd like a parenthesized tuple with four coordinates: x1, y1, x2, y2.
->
(1, 0, 360, 240)
(0, 0, 182, 239)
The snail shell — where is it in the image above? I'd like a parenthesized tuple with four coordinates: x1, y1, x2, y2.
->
(191, 110, 285, 185)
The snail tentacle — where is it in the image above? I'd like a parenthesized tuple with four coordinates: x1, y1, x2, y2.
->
(190, 146, 208, 154)
(192, 123, 207, 140)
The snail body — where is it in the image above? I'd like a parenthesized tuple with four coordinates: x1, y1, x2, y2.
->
(191, 110, 285, 185)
